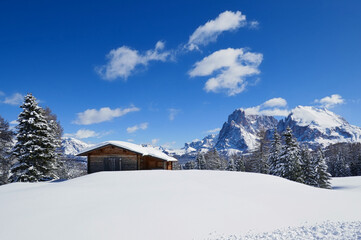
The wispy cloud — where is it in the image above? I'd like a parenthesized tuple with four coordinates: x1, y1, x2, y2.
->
(205, 128, 221, 134)
(64, 129, 112, 139)
(168, 108, 180, 121)
(243, 97, 290, 116)
(151, 138, 159, 145)
(187, 11, 247, 51)
(74, 106, 139, 125)
(3, 93, 24, 105)
(189, 48, 263, 96)
(127, 122, 148, 133)
(96, 41, 171, 80)
(314, 94, 344, 109)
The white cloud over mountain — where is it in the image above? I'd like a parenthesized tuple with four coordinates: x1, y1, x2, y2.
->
(315, 94, 344, 109)
(243, 97, 290, 116)
(189, 48, 263, 96)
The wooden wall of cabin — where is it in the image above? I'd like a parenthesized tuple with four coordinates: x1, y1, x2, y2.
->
(87, 145, 139, 173)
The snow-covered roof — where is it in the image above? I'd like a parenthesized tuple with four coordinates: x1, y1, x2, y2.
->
(77, 141, 177, 162)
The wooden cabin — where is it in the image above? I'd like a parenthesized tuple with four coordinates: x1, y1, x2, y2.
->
(77, 141, 177, 173)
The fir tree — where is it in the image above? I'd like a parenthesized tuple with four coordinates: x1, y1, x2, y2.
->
(0, 116, 15, 184)
(205, 149, 221, 170)
(314, 148, 332, 189)
(300, 145, 318, 187)
(250, 128, 269, 174)
(279, 127, 304, 183)
(184, 161, 196, 170)
(231, 153, 245, 171)
(196, 152, 207, 170)
(10, 93, 59, 182)
(268, 129, 282, 176)
(226, 155, 237, 171)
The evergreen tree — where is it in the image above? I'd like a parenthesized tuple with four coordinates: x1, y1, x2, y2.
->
(10, 93, 59, 182)
(226, 155, 237, 171)
(0, 116, 15, 184)
(196, 152, 207, 170)
(231, 153, 245, 171)
(250, 128, 269, 174)
(279, 127, 304, 183)
(43, 107, 64, 178)
(300, 145, 318, 187)
(184, 161, 196, 170)
(205, 149, 221, 170)
(268, 129, 282, 176)
(333, 154, 351, 177)
(314, 148, 332, 189)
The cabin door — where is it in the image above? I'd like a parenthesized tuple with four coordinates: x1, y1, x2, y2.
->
(104, 157, 121, 171)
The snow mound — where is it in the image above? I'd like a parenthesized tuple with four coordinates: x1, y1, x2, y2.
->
(0, 171, 360, 240)
(211, 221, 361, 240)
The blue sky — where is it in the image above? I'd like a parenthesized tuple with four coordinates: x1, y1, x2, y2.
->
(1, 0, 361, 148)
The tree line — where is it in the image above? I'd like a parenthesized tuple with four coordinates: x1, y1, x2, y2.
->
(0, 93, 85, 185)
(183, 127, 333, 189)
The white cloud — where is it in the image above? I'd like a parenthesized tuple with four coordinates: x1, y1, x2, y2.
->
(263, 97, 287, 108)
(96, 41, 171, 80)
(248, 20, 259, 29)
(187, 11, 247, 51)
(10, 120, 18, 125)
(0, 91, 5, 96)
(3, 93, 24, 105)
(189, 48, 263, 96)
(64, 129, 113, 139)
(168, 108, 180, 121)
(151, 138, 159, 145)
(127, 122, 148, 133)
(162, 141, 176, 149)
(74, 106, 139, 125)
(206, 128, 221, 134)
(315, 94, 345, 109)
(243, 97, 289, 117)
(127, 139, 134, 142)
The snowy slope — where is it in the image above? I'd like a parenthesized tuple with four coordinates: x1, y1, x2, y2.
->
(0, 171, 360, 240)
(61, 137, 93, 156)
(278, 106, 361, 148)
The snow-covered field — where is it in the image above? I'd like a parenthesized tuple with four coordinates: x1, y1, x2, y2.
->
(0, 171, 360, 240)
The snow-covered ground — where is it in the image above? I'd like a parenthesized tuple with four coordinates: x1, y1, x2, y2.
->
(0, 171, 360, 240)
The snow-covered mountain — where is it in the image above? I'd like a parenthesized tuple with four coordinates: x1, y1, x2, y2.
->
(170, 106, 361, 162)
(277, 106, 361, 148)
(215, 109, 278, 152)
(61, 137, 93, 156)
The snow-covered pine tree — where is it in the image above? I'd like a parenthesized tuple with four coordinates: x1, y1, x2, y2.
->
(279, 127, 304, 183)
(333, 154, 351, 177)
(184, 161, 196, 170)
(300, 145, 318, 187)
(314, 148, 332, 189)
(10, 93, 59, 182)
(43, 107, 64, 178)
(205, 149, 221, 170)
(0, 116, 15, 185)
(226, 155, 237, 171)
(250, 128, 269, 174)
(230, 153, 245, 171)
(196, 152, 207, 170)
(268, 129, 282, 176)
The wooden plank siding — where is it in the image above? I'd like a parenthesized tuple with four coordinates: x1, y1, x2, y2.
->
(86, 144, 173, 173)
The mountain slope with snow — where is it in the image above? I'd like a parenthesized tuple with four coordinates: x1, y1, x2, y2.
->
(61, 137, 93, 156)
(1, 171, 360, 240)
(277, 106, 361, 148)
